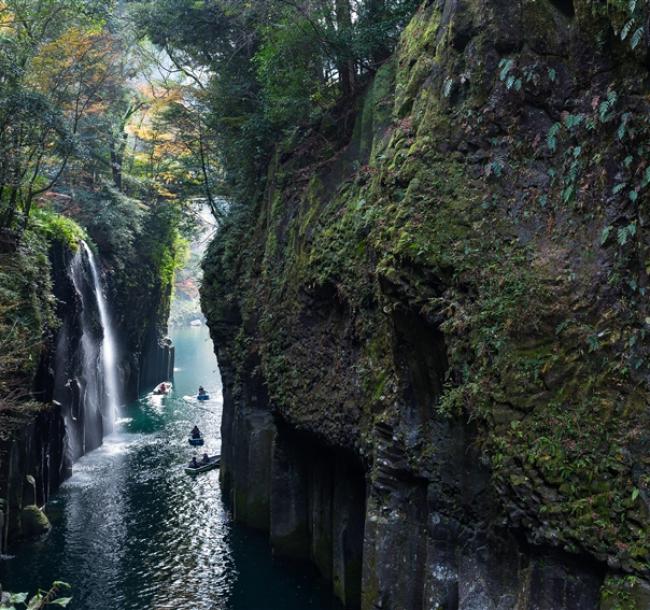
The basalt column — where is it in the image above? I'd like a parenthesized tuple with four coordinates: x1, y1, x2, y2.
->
(0, 403, 66, 552)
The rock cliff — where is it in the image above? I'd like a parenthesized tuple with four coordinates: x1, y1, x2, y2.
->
(202, 0, 650, 608)
(0, 229, 174, 552)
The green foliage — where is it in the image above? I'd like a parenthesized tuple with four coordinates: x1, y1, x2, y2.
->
(600, 89, 618, 123)
(203, 0, 650, 583)
(617, 222, 637, 246)
(498, 58, 522, 91)
(547, 122, 561, 152)
(0, 581, 72, 609)
(0, 0, 116, 232)
(601, 574, 644, 610)
(601, 0, 647, 51)
(0, 229, 57, 402)
(254, 15, 331, 130)
(139, 204, 188, 291)
(498, 58, 515, 81)
(133, 0, 420, 202)
(29, 208, 87, 251)
(72, 185, 143, 266)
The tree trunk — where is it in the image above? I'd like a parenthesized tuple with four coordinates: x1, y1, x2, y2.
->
(335, 0, 355, 98)
(110, 131, 128, 191)
(368, 0, 391, 66)
(2, 186, 18, 229)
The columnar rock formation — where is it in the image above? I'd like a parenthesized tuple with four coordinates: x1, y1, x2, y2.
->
(202, 0, 650, 607)
(0, 239, 174, 552)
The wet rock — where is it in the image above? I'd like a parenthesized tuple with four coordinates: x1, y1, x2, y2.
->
(0, 402, 65, 553)
(19, 505, 51, 539)
(202, 0, 650, 606)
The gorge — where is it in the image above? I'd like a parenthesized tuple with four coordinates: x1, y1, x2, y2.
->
(1, 0, 650, 609)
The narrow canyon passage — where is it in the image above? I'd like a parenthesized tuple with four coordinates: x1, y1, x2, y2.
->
(1, 324, 338, 610)
(1, 0, 649, 607)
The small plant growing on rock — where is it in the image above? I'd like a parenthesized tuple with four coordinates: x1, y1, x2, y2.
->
(0, 582, 71, 609)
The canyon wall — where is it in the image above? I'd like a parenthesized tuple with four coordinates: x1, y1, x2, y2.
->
(0, 234, 174, 553)
(202, 0, 650, 607)
(0, 403, 67, 552)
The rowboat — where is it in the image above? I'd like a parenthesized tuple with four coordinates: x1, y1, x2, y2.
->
(188, 437, 204, 447)
(154, 382, 172, 395)
(185, 456, 220, 474)
(197, 393, 210, 401)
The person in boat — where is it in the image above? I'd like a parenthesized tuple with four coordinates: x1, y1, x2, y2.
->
(201, 453, 210, 465)
(198, 386, 207, 396)
(191, 425, 201, 439)
(190, 456, 199, 469)
(155, 382, 170, 395)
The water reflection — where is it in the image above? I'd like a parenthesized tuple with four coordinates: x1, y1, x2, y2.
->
(1, 326, 336, 610)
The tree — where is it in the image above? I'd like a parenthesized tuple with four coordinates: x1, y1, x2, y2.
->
(131, 0, 420, 207)
(0, 0, 115, 232)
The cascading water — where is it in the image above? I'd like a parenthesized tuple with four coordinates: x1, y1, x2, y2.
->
(58, 241, 121, 460)
(82, 241, 121, 428)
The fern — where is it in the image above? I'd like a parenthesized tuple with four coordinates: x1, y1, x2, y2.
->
(600, 225, 612, 245)
(443, 77, 453, 98)
(499, 58, 514, 81)
(547, 122, 562, 152)
(598, 102, 608, 122)
(563, 113, 585, 130)
(618, 227, 629, 246)
(563, 184, 575, 203)
(617, 113, 632, 140)
(621, 18, 635, 40)
(617, 223, 637, 246)
(631, 27, 644, 49)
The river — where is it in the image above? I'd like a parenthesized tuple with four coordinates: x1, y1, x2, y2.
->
(1, 325, 339, 610)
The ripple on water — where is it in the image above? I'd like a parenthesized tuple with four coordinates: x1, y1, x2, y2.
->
(2, 325, 336, 610)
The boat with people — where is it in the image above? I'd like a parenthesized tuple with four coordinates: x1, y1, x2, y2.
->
(188, 425, 204, 446)
(185, 455, 220, 474)
(153, 382, 172, 395)
(197, 385, 210, 401)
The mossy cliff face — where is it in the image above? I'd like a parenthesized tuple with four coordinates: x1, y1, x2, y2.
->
(202, 0, 650, 607)
(0, 237, 84, 552)
(0, 218, 175, 552)
(105, 214, 179, 400)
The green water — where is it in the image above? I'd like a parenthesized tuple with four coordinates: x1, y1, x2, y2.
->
(1, 325, 339, 610)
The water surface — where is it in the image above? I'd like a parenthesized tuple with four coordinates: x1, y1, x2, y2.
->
(1, 325, 338, 610)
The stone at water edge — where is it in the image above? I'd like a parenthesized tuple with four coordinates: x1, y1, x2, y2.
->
(19, 505, 51, 539)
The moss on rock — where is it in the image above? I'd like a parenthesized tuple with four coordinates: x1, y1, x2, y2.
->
(19, 505, 51, 539)
(202, 0, 650, 590)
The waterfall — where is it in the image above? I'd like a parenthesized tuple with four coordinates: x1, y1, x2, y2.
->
(59, 242, 121, 460)
(82, 241, 121, 427)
